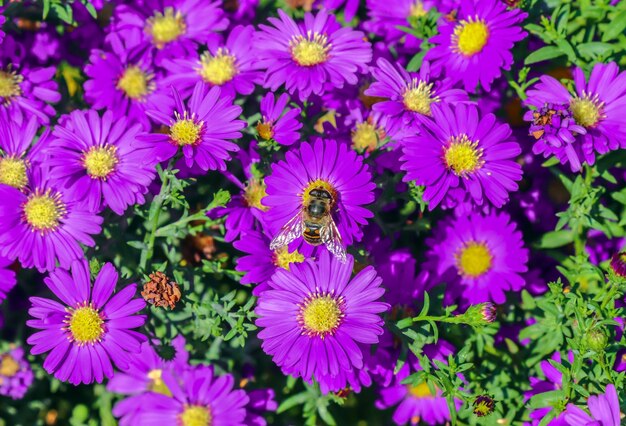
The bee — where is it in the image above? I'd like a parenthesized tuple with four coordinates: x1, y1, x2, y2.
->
(270, 186, 347, 262)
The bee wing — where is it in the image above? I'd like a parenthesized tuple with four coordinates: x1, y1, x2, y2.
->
(320, 216, 347, 263)
(270, 210, 305, 250)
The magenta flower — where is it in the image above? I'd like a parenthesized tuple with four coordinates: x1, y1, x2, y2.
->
(0, 255, 16, 303)
(257, 9, 372, 101)
(524, 352, 571, 426)
(27, 261, 146, 385)
(565, 384, 620, 426)
(255, 251, 388, 393)
(163, 25, 263, 99)
(425, 0, 527, 92)
(0, 346, 34, 399)
(139, 82, 245, 171)
(423, 211, 528, 305)
(0, 170, 103, 272)
(525, 62, 626, 172)
(401, 103, 523, 209)
(256, 92, 302, 146)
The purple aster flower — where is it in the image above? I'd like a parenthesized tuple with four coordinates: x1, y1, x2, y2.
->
(0, 346, 34, 399)
(525, 62, 626, 172)
(255, 251, 388, 393)
(107, 0, 228, 66)
(401, 103, 523, 209)
(0, 255, 16, 303)
(245, 388, 278, 426)
(423, 211, 528, 305)
(611, 251, 626, 278)
(84, 37, 173, 131)
(223, 0, 259, 26)
(323, 0, 361, 22)
(0, 36, 61, 125)
(425, 0, 527, 92)
(26, 260, 146, 385)
(163, 25, 263, 99)
(265, 138, 375, 253)
(0, 13, 5, 45)
(139, 82, 245, 171)
(0, 169, 103, 272)
(47, 110, 157, 215)
(214, 176, 268, 242)
(565, 384, 620, 426)
(365, 58, 470, 133)
(377, 249, 425, 307)
(256, 9, 372, 101)
(256, 92, 302, 146)
(375, 343, 459, 426)
(131, 365, 249, 425)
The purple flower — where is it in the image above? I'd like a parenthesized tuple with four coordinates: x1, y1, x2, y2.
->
(27, 260, 146, 385)
(84, 38, 173, 131)
(257, 9, 372, 101)
(255, 251, 388, 393)
(264, 138, 375, 251)
(0, 170, 103, 272)
(163, 25, 263, 99)
(107, 0, 228, 65)
(0, 36, 61, 124)
(525, 62, 626, 172)
(323, 0, 361, 22)
(0, 255, 16, 303)
(401, 103, 523, 209)
(523, 353, 571, 425)
(365, 58, 470, 133)
(256, 92, 302, 146)
(48, 110, 157, 215)
(610, 251, 626, 277)
(139, 82, 245, 171)
(131, 365, 250, 425)
(0, 346, 34, 399)
(245, 388, 278, 426)
(565, 384, 620, 426)
(423, 211, 528, 305)
(425, 0, 527, 92)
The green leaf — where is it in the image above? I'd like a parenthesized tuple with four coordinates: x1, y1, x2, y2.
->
(524, 46, 564, 64)
(577, 42, 614, 58)
(602, 9, 626, 42)
(406, 50, 427, 72)
(277, 392, 309, 413)
(537, 230, 574, 249)
(528, 390, 566, 409)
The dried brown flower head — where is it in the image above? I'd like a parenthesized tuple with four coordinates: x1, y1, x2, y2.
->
(142, 271, 182, 310)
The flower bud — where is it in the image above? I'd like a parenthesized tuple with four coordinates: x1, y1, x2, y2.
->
(473, 394, 495, 417)
(610, 251, 626, 278)
(585, 329, 608, 353)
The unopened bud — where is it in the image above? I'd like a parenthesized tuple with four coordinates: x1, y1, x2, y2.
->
(473, 394, 495, 417)
(585, 329, 608, 353)
(610, 251, 626, 278)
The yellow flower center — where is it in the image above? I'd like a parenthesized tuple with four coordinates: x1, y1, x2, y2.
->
(408, 382, 435, 398)
(0, 157, 28, 189)
(147, 8, 186, 48)
(83, 145, 119, 179)
(68, 305, 104, 345)
(256, 121, 274, 141)
(23, 191, 66, 232)
(147, 369, 173, 397)
(199, 49, 238, 86)
(170, 113, 203, 146)
(402, 79, 439, 116)
(301, 179, 337, 207)
(570, 93, 604, 128)
(290, 33, 330, 66)
(351, 122, 380, 152)
(444, 134, 484, 176)
(117, 66, 152, 100)
(456, 241, 492, 278)
(179, 405, 212, 426)
(0, 355, 20, 377)
(453, 18, 489, 57)
(273, 246, 305, 270)
(299, 293, 344, 338)
(243, 179, 268, 211)
(0, 69, 23, 101)
(409, 1, 427, 18)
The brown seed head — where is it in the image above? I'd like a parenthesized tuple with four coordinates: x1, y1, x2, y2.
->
(142, 271, 182, 310)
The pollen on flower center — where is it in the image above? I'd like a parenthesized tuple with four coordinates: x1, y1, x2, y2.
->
(453, 17, 489, 57)
(444, 134, 484, 176)
(147, 369, 173, 396)
(409, 1, 427, 18)
(290, 32, 330, 67)
(351, 121, 380, 152)
(273, 246, 305, 270)
(302, 179, 337, 207)
(147, 8, 186, 48)
(23, 191, 66, 232)
(199, 49, 238, 85)
(170, 112, 203, 146)
(67, 304, 105, 345)
(179, 404, 212, 426)
(0, 355, 20, 377)
(298, 292, 345, 338)
(403, 79, 439, 115)
(456, 241, 492, 278)
(408, 382, 435, 398)
(117, 66, 153, 100)
(0, 157, 28, 189)
(83, 145, 119, 179)
(256, 121, 274, 141)
(0, 69, 23, 102)
(569, 93, 604, 128)
(244, 179, 268, 211)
